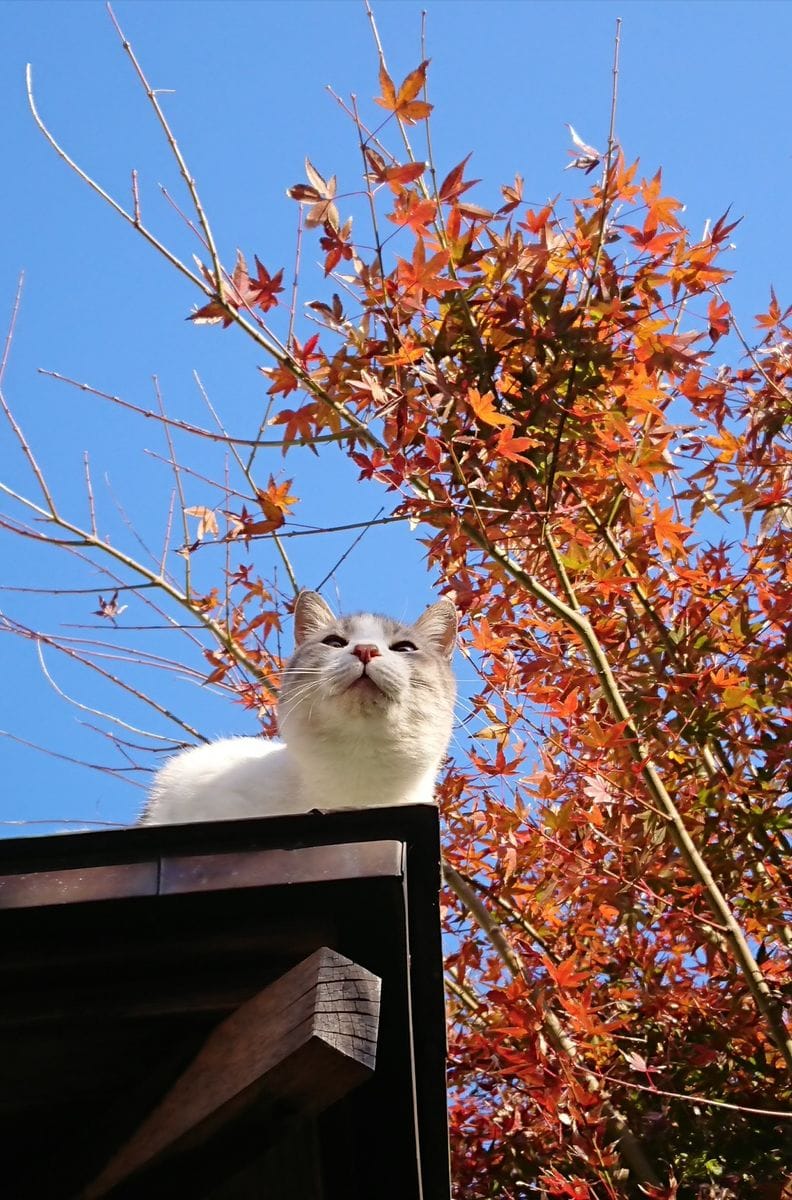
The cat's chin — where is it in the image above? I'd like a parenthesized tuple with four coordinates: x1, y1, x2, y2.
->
(342, 675, 390, 704)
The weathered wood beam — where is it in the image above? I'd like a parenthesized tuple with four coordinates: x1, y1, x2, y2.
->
(0, 839, 403, 910)
(81, 947, 381, 1199)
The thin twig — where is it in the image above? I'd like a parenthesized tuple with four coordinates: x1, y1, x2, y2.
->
(27, 59, 383, 444)
(4, 613, 208, 743)
(0, 582, 161, 595)
(83, 452, 98, 539)
(0, 467, 268, 689)
(105, 4, 225, 299)
(592, 1068, 792, 1121)
(26, 65, 209, 297)
(159, 487, 176, 577)
(35, 641, 177, 745)
(159, 184, 208, 251)
(104, 470, 161, 571)
(0, 287, 58, 517)
(154, 377, 190, 595)
(131, 168, 140, 223)
(145, 449, 249, 501)
(0, 729, 145, 787)
(582, 16, 622, 308)
(288, 206, 303, 350)
(314, 506, 385, 592)
(351, 93, 398, 358)
(192, 371, 300, 595)
(717, 283, 790, 404)
(40, 369, 361, 449)
(0, 271, 25, 387)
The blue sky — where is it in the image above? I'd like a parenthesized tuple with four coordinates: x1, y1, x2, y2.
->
(1, 0, 790, 834)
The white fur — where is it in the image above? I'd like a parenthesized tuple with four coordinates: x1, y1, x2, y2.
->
(142, 593, 457, 825)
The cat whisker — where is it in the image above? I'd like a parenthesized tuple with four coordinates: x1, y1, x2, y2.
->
(452, 697, 483, 721)
(278, 682, 323, 720)
(452, 714, 480, 732)
(280, 679, 321, 707)
(446, 730, 469, 759)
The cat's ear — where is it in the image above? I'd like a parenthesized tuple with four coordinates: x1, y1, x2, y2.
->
(413, 597, 458, 660)
(294, 590, 337, 644)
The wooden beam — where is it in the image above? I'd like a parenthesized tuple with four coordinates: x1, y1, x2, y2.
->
(81, 947, 381, 1199)
(0, 862, 157, 909)
(159, 839, 403, 894)
(0, 840, 403, 910)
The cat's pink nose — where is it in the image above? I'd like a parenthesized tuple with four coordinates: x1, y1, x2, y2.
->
(353, 643, 380, 665)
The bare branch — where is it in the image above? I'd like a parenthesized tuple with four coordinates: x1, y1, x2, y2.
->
(0, 284, 58, 516)
(26, 64, 209, 296)
(105, 4, 225, 299)
(0, 271, 24, 387)
(2, 612, 208, 743)
(192, 371, 299, 595)
(287, 206, 303, 351)
(39, 369, 362, 449)
(83, 452, 98, 539)
(35, 641, 177, 745)
(314, 506, 385, 592)
(154, 377, 191, 594)
(0, 729, 145, 789)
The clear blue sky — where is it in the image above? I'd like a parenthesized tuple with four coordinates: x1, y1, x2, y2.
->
(1, 0, 790, 834)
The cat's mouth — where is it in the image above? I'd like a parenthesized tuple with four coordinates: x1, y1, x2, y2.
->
(347, 670, 386, 699)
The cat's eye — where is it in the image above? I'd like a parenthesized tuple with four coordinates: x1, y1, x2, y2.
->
(390, 640, 418, 653)
(321, 634, 348, 648)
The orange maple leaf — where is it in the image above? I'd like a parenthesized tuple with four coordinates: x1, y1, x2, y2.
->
(364, 149, 427, 193)
(387, 192, 437, 233)
(375, 60, 433, 126)
(262, 363, 299, 398)
(652, 503, 691, 555)
(395, 239, 462, 308)
(496, 425, 539, 461)
(468, 387, 515, 428)
(257, 477, 298, 517)
(641, 168, 684, 234)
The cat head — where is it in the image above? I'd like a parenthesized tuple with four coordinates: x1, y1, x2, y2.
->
(277, 590, 457, 772)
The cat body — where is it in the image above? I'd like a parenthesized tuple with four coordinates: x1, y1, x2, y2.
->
(142, 592, 457, 824)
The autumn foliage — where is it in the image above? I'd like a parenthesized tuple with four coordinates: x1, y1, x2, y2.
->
(3, 13, 792, 1198)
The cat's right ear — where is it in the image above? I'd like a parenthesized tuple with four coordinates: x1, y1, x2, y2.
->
(294, 590, 337, 644)
(413, 596, 458, 660)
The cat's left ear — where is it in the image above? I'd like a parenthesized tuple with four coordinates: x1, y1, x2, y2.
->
(413, 597, 458, 660)
(294, 590, 337, 644)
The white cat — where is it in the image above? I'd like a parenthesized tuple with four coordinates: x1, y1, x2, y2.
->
(141, 590, 457, 824)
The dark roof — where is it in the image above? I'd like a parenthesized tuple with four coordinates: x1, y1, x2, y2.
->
(0, 804, 450, 1199)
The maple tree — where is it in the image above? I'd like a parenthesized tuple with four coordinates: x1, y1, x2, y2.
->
(2, 8, 791, 1197)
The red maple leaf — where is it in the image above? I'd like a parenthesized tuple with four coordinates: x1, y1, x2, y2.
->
(319, 219, 354, 276)
(248, 257, 284, 312)
(438, 155, 480, 203)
